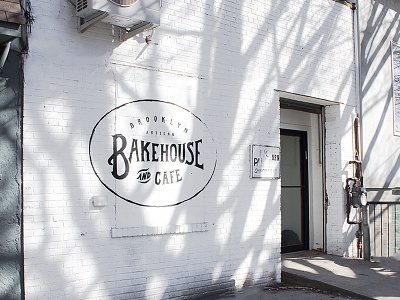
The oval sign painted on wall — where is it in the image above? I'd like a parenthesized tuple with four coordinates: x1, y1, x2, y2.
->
(89, 99, 217, 207)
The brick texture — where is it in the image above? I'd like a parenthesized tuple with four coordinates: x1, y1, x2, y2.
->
(0, 0, 25, 24)
(23, 0, 357, 299)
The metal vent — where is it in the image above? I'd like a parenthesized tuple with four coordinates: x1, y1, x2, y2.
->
(109, 0, 138, 6)
(77, 0, 88, 12)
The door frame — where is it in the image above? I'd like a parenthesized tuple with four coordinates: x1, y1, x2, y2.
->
(280, 129, 310, 253)
(279, 94, 327, 253)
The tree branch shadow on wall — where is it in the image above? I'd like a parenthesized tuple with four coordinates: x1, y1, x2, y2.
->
(0, 50, 23, 300)
(356, 0, 400, 261)
(24, 0, 359, 299)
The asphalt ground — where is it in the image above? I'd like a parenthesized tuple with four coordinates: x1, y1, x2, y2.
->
(223, 283, 357, 299)
(220, 250, 400, 299)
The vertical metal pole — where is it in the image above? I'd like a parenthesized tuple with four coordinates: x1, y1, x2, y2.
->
(321, 108, 328, 253)
(362, 204, 371, 260)
(393, 205, 397, 253)
(374, 205, 376, 256)
(381, 205, 383, 257)
(388, 205, 390, 256)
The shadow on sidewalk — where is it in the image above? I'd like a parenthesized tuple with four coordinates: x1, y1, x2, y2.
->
(282, 250, 400, 300)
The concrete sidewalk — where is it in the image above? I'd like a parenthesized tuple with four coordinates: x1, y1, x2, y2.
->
(282, 251, 400, 299)
(221, 250, 400, 299)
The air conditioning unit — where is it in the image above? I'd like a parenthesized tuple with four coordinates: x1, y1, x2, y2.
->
(76, 0, 160, 29)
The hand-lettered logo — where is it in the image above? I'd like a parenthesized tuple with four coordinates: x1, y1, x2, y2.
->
(89, 99, 217, 207)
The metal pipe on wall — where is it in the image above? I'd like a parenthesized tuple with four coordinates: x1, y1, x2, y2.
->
(321, 108, 328, 253)
(354, 0, 371, 261)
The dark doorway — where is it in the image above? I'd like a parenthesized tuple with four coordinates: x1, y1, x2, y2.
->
(281, 129, 309, 253)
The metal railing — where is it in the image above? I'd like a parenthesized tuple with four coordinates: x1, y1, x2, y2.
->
(368, 202, 400, 257)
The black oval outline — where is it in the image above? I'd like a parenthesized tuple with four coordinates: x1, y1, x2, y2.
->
(89, 99, 217, 207)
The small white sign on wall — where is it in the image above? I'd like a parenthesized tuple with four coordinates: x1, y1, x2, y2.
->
(392, 41, 400, 136)
(250, 145, 280, 179)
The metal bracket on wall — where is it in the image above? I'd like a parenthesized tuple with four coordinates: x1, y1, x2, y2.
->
(119, 21, 158, 42)
(332, 0, 356, 10)
(79, 11, 109, 33)
(78, 14, 158, 43)
(392, 189, 400, 195)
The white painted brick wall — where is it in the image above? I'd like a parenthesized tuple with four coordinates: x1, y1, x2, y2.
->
(325, 103, 359, 257)
(23, 0, 356, 299)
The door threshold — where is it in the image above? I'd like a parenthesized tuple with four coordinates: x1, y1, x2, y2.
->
(281, 249, 323, 259)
